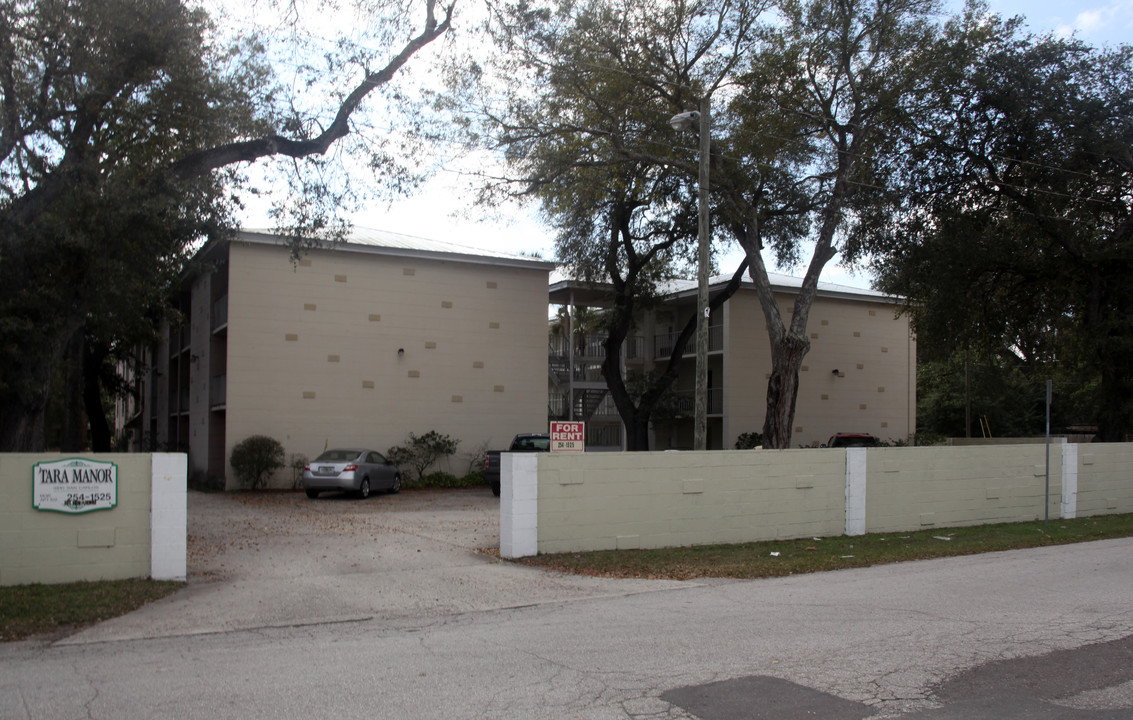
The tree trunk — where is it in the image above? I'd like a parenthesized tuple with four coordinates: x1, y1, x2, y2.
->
(83, 341, 114, 452)
(61, 332, 85, 452)
(762, 334, 808, 448)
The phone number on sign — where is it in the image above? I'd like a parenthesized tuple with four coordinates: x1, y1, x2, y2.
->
(65, 492, 112, 506)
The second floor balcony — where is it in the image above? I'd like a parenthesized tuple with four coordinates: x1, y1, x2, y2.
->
(653, 325, 723, 359)
(668, 388, 724, 416)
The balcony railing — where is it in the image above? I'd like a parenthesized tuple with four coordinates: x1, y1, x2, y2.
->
(548, 391, 620, 421)
(587, 423, 623, 448)
(670, 388, 723, 415)
(625, 335, 645, 361)
(548, 392, 566, 419)
(653, 325, 723, 359)
(549, 333, 608, 358)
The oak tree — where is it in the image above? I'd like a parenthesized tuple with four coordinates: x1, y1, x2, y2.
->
(0, 0, 453, 450)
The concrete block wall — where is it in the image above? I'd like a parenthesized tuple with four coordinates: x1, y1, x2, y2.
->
(523, 449, 846, 555)
(863, 445, 1062, 533)
(1076, 444, 1133, 517)
(0, 453, 186, 586)
(501, 443, 1133, 558)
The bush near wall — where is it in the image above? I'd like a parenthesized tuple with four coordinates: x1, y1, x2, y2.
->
(229, 435, 285, 489)
(418, 471, 487, 489)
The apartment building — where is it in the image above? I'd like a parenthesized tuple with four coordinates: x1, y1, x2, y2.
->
(548, 273, 916, 450)
(122, 228, 556, 488)
(119, 228, 914, 483)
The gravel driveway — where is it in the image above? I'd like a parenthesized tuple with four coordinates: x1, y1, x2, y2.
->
(63, 488, 688, 645)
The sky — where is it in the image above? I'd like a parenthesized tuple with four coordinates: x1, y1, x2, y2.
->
(237, 0, 1132, 291)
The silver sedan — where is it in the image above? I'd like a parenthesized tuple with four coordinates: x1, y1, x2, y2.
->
(302, 449, 401, 499)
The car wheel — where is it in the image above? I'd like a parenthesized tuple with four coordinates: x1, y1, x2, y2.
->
(358, 478, 370, 499)
(491, 480, 501, 497)
(305, 489, 319, 499)
(389, 473, 401, 494)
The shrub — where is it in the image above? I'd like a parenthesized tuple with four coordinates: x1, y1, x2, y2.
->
(229, 435, 285, 489)
(734, 431, 763, 449)
(417, 471, 488, 489)
(465, 440, 490, 477)
(387, 430, 460, 485)
(288, 453, 309, 490)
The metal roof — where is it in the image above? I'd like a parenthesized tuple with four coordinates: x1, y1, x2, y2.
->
(236, 227, 557, 271)
(549, 268, 895, 306)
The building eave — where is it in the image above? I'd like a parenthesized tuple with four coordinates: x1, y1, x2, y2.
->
(234, 228, 557, 272)
(550, 272, 903, 306)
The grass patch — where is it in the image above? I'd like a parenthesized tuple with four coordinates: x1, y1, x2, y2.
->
(518, 513, 1133, 580)
(0, 578, 183, 642)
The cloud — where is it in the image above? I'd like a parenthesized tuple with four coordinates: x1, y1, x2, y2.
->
(1053, 1, 1133, 41)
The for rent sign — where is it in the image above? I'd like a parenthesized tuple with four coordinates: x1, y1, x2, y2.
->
(33, 458, 118, 514)
(550, 421, 585, 452)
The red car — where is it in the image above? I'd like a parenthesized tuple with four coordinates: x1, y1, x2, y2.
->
(826, 433, 879, 448)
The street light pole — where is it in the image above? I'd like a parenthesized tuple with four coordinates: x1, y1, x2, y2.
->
(670, 96, 711, 451)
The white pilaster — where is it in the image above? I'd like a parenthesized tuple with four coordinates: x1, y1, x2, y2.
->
(500, 453, 539, 558)
(150, 453, 187, 581)
(845, 448, 868, 536)
(1061, 443, 1078, 519)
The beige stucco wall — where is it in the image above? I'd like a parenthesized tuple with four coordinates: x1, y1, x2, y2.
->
(535, 449, 847, 553)
(723, 290, 916, 449)
(223, 242, 551, 487)
(864, 445, 1061, 533)
(0, 454, 152, 586)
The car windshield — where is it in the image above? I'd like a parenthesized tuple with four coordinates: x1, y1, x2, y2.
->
(830, 435, 877, 447)
(515, 436, 550, 450)
(314, 449, 361, 462)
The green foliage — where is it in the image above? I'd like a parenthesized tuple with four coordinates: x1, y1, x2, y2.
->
(734, 432, 763, 449)
(870, 16, 1133, 440)
(464, 441, 490, 478)
(229, 435, 285, 489)
(478, 0, 943, 449)
(387, 431, 460, 484)
(416, 471, 487, 489)
(288, 453, 309, 491)
(911, 432, 947, 447)
(0, 0, 254, 450)
(0, 0, 452, 451)
(914, 351, 1097, 440)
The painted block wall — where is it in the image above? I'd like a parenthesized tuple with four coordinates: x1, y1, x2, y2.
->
(504, 443, 1133, 558)
(2, 454, 147, 586)
(534, 449, 846, 554)
(1077, 444, 1133, 516)
(0, 453, 185, 586)
(864, 445, 1062, 533)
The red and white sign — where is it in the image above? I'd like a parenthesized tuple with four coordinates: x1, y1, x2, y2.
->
(550, 421, 585, 452)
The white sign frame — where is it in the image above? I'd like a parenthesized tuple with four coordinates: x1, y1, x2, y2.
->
(32, 457, 118, 514)
(550, 421, 586, 452)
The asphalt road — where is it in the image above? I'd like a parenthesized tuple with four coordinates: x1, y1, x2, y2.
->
(2, 489, 1131, 719)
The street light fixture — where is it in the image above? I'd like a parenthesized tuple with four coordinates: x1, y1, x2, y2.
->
(669, 97, 711, 452)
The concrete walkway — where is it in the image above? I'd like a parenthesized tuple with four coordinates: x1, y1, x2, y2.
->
(64, 488, 690, 644)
